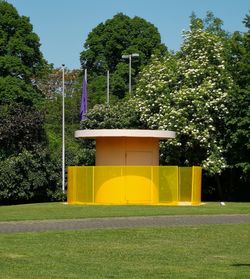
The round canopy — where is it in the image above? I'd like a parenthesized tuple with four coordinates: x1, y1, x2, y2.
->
(75, 129, 176, 139)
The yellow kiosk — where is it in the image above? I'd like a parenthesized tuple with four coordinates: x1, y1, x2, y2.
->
(67, 129, 202, 205)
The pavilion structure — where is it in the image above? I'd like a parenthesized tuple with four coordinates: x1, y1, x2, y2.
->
(67, 129, 202, 205)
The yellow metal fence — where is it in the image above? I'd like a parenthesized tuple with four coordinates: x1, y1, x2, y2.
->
(67, 166, 202, 205)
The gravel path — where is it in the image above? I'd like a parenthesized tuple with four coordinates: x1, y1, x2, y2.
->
(0, 214, 249, 233)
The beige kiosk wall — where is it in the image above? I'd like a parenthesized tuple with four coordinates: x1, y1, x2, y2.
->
(96, 137, 159, 166)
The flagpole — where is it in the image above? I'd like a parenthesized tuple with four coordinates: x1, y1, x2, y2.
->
(85, 68, 87, 83)
(62, 64, 65, 194)
(85, 68, 87, 114)
(107, 70, 109, 106)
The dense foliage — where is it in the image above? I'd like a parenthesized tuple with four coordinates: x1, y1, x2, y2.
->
(221, 15, 250, 200)
(0, 1, 47, 81)
(81, 100, 144, 130)
(0, 1, 48, 157)
(80, 13, 167, 102)
(0, 148, 61, 204)
(0, 1, 60, 203)
(0, 2, 249, 203)
(133, 12, 249, 200)
(135, 26, 233, 175)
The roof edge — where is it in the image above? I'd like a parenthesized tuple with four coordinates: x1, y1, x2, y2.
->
(75, 129, 176, 139)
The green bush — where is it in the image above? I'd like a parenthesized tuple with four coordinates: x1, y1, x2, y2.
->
(0, 148, 61, 204)
(81, 100, 145, 129)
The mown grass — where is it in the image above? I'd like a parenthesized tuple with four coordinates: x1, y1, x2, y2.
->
(0, 224, 249, 278)
(0, 202, 249, 222)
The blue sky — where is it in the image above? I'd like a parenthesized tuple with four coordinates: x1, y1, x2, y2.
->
(7, 0, 249, 69)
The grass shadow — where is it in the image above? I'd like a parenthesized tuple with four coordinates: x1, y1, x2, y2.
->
(231, 263, 250, 267)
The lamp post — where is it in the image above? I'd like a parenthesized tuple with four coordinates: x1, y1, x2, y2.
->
(62, 64, 65, 194)
(122, 53, 139, 94)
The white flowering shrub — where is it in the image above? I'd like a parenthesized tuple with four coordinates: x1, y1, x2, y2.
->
(135, 28, 233, 175)
(136, 54, 179, 128)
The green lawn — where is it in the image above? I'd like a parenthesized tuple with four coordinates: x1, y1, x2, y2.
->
(0, 224, 249, 278)
(0, 202, 249, 222)
(0, 203, 249, 278)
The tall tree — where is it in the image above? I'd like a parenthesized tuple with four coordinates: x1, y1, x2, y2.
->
(189, 11, 228, 38)
(80, 13, 167, 101)
(135, 13, 233, 200)
(0, 1, 58, 203)
(0, 1, 48, 157)
(0, 0, 47, 82)
(223, 13, 250, 199)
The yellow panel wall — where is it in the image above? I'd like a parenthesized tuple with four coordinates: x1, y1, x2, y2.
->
(68, 166, 94, 203)
(124, 167, 156, 204)
(158, 166, 179, 204)
(94, 166, 124, 204)
(67, 166, 202, 205)
(191, 166, 202, 205)
(179, 167, 192, 202)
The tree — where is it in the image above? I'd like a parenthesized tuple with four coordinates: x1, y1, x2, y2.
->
(135, 16, 233, 189)
(0, 101, 46, 158)
(0, 1, 60, 203)
(189, 11, 228, 38)
(0, 0, 47, 82)
(0, 1, 48, 158)
(223, 14, 250, 200)
(0, 148, 61, 204)
(80, 13, 167, 101)
(81, 99, 144, 130)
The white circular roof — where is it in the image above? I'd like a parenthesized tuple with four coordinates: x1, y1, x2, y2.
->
(75, 129, 176, 139)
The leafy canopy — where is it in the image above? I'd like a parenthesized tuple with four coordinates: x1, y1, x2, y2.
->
(80, 13, 167, 101)
(0, 0, 47, 82)
(225, 13, 250, 180)
(135, 13, 233, 175)
(0, 1, 48, 158)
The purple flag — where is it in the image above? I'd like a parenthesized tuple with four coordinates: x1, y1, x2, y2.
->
(80, 70, 87, 121)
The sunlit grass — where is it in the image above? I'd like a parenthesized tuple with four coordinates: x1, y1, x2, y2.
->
(0, 224, 249, 278)
(0, 202, 249, 222)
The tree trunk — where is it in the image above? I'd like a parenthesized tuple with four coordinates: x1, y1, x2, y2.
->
(215, 174, 224, 201)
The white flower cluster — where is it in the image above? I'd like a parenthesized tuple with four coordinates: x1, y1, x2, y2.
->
(134, 28, 233, 174)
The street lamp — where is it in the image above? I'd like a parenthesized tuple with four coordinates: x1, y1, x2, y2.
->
(122, 53, 139, 94)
